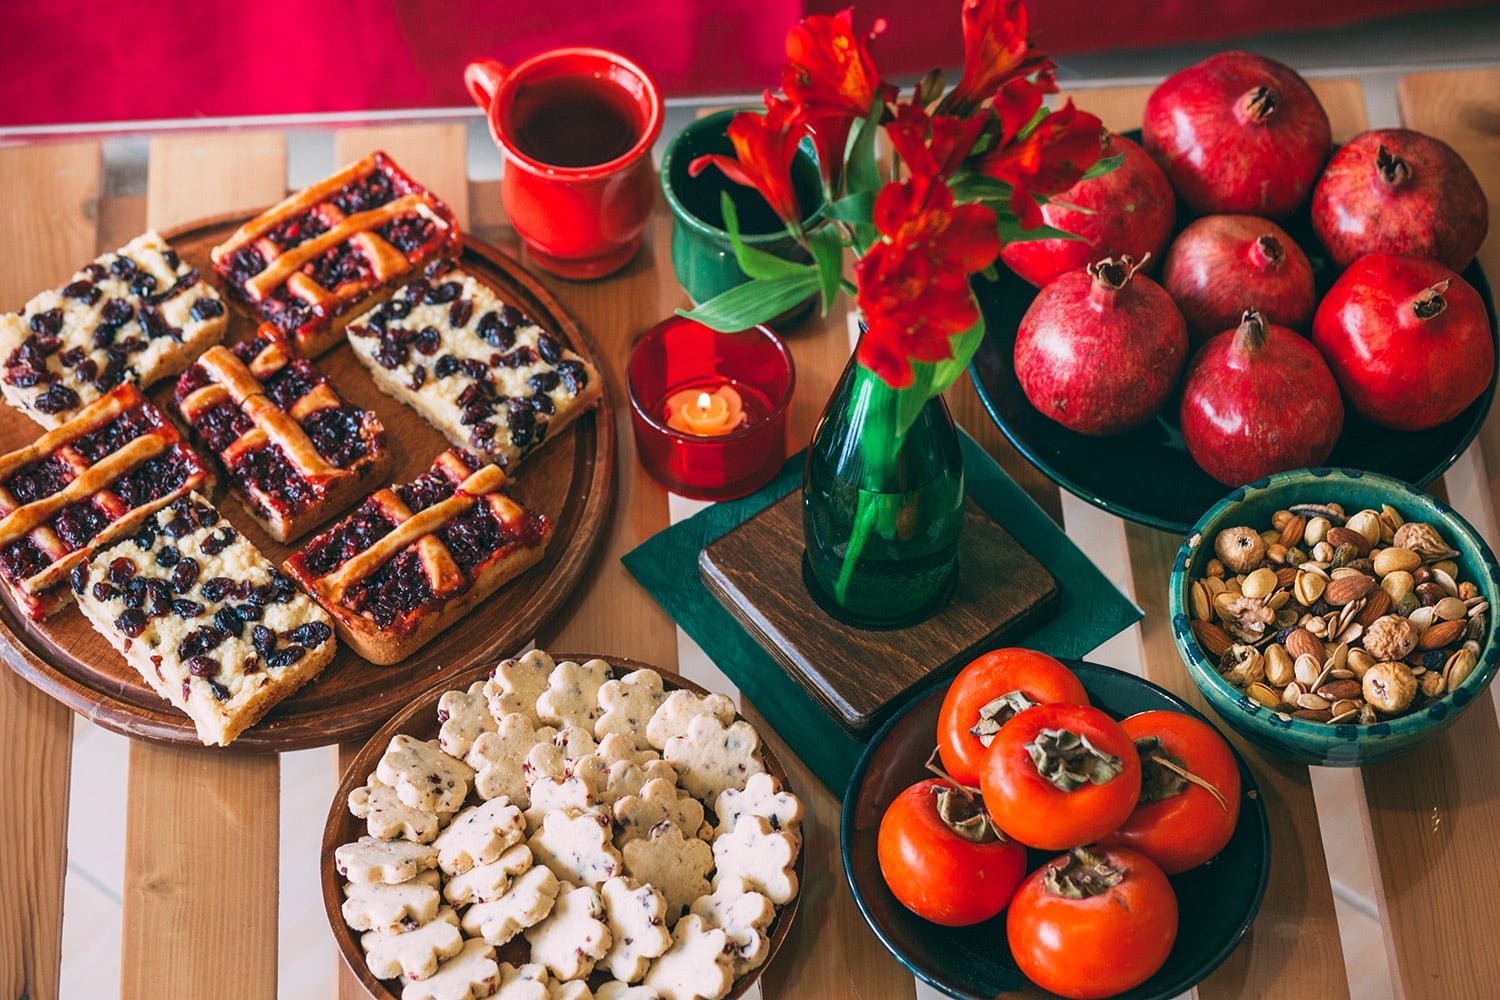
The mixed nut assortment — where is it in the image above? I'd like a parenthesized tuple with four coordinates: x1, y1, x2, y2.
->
(1189, 503, 1487, 725)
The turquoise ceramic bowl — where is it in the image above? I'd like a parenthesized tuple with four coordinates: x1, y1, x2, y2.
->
(1171, 468, 1500, 766)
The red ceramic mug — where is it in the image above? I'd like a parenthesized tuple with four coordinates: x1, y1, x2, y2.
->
(465, 48, 663, 280)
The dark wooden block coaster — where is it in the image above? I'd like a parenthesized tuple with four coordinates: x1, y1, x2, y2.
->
(700, 491, 1059, 737)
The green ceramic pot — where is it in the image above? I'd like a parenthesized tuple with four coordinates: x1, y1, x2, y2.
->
(1171, 468, 1500, 766)
(660, 108, 824, 313)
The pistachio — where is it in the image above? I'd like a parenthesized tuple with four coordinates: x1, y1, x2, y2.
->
(1380, 504, 1405, 536)
(1297, 692, 1331, 711)
(1304, 516, 1331, 546)
(1363, 661, 1417, 714)
(1363, 615, 1419, 661)
(1294, 570, 1327, 606)
(1373, 546, 1421, 577)
(1408, 605, 1437, 631)
(1433, 559, 1459, 580)
(1346, 509, 1384, 546)
(1435, 596, 1467, 621)
(1443, 649, 1478, 691)
(1242, 567, 1278, 600)
(1215, 526, 1266, 575)
(1347, 648, 1376, 678)
(1264, 644, 1295, 686)
(1431, 567, 1459, 597)
(1246, 682, 1281, 709)
(1329, 702, 1361, 723)
(1294, 653, 1322, 687)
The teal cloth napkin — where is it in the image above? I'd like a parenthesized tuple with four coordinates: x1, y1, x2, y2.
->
(621, 431, 1142, 793)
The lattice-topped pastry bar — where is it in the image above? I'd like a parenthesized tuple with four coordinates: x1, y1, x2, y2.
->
(173, 323, 390, 542)
(210, 151, 460, 358)
(0, 384, 213, 620)
(73, 492, 338, 746)
(0, 231, 228, 428)
(346, 263, 602, 470)
(285, 449, 552, 664)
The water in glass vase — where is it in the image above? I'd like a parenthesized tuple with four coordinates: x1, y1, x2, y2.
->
(802, 361, 965, 629)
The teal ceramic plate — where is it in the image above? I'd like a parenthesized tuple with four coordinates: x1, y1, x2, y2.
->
(841, 660, 1270, 1000)
(968, 134, 1499, 534)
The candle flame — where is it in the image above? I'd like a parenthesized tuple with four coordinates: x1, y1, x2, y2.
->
(696, 391, 713, 410)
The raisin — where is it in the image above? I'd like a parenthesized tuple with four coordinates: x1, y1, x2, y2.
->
(241, 656, 262, 675)
(115, 608, 147, 637)
(385, 298, 412, 320)
(536, 333, 562, 364)
(187, 655, 218, 677)
(129, 271, 158, 297)
(414, 326, 441, 355)
(201, 527, 236, 556)
(92, 582, 118, 603)
(172, 599, 205, 618)
(528, 370, 560, 393)
(458, 359, 489, 381)
(231, 602, 262, 622)
(434, 354, 458, 379)
(34, 384, 80, 415)
(288, 621, 332, 648)
(122, 578, 148, 609)
(147, 582, 173, 617)
(267, 644, 307, 669)
(529, 392, 556, 414)
(155, 546, 181, 568)
(70, 563, 89, 595)
(170, 558, 200, 593)
(448, 299, 473, 328)
(29, 308, 64, 336)
(557, 359, 589, 392)
(63, 280, 99, 304)
(304, 407, 369, 468)
(426, 281, 461, 304)
(409, 367, 427, 391)
(215, 606, 245, 638)
(199, 576, 232, 601)
(108, 558, 137, 584)
(252, 624, 275, 655)
(100, 298, 134, 326)
(178, 626, 227, 660)
(404, 279, 430, 304)
(110, 255, 137, 277)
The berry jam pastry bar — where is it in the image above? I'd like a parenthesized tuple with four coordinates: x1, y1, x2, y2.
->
(0, 231, 228, 428)
(173, 323, 390, 542)
(72, 492, 337, 746)
(285, 449, 551, 665)
(0, 384, 212, 621)
(345, 263, 601, 470)
(210, 151, 460, 358)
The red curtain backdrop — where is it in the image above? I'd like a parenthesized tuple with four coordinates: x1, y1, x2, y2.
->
(0, 0, 1484, 127)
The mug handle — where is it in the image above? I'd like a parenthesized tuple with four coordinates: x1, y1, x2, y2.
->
(464, 58, 510, 111)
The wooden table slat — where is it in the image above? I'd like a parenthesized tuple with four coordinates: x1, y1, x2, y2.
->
(329, 121, 475, 1000)
(1056, 80, 1369, 999)
(119, 131, 290, 1000)
(1350, 68, 1500, 1000)
(0, 140, 102, 1000)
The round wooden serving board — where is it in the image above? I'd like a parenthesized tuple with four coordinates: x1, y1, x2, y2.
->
(321, 654, 803, 1000)
(0, 212, 615, 751)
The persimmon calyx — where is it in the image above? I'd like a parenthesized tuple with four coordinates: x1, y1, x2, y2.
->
(1025, 727, 1123, 792)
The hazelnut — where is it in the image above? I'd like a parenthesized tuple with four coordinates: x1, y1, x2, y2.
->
(1363, 661, 1417, 714)
(1215, 526, 1266, 575)
(1362, 615, 1419, 662)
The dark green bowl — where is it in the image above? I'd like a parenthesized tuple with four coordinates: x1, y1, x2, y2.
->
(841, 660, 1270, 1000)
(1171, 468, 1500, 766)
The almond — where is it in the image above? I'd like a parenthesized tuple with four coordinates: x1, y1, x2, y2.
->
(1316, 679, 1363, 701)
(1279, 514, 1307, 549)
(1191, 620, 1233, 658)
(1325, 574, 1376, 607)
(1326, 526, 1372, 554)
(1356, 589, 1392, 627)
(1285, 628, 1323, 663)
(1418, 619, 1467, 651)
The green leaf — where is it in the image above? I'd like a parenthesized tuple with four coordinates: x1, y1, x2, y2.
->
(676, 272, 820, 332)
(807, 226, 845, 316)
(915, 67, 946, 107)
(846, 103, 884, 196)
(825, 191, 875, 225)
(1079, 152, 1124, 182)
(948, 173, 1011, 204)
(998, 214, 1085, 244)
(1015, 104, 1051, 140)
(721, 192, 810, 282)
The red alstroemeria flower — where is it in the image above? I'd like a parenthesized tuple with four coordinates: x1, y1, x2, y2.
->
(887, 102, 987, 181)
(973, 100, 1106, 229)
(783, 8, 895, 188)
(689, 93, 809, 231)
(944, 0, 1056, 115)
(855, 177, 1002, 387)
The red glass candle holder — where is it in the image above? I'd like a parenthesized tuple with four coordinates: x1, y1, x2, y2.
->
(627, 317, 795, 500)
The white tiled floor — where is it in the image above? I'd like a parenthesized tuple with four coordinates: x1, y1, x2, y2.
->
(49, 5, 1500, 996)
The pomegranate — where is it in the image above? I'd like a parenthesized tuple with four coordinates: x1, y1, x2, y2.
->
(1000, 133, 1176, 288)
(1312, 253, 1494, 431)
(1163, 214, 1316, 343)
(1311, 128, 1489, 272)
(1180, 309, 1343, 485)
(1143, 51, 1331, 219)
(1014, 256, 1188, 436)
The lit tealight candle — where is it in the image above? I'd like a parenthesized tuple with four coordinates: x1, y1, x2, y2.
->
(665, 384, 747, 436)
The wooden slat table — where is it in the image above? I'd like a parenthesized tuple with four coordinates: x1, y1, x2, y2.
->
(2, 70, 1498, 1000)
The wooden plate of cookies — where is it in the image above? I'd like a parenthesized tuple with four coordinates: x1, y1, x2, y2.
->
(0, 210, 615, 750)
(321, 651, 805, 1000)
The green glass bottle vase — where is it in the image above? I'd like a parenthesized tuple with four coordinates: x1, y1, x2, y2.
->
(801, 351, 965, 628)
